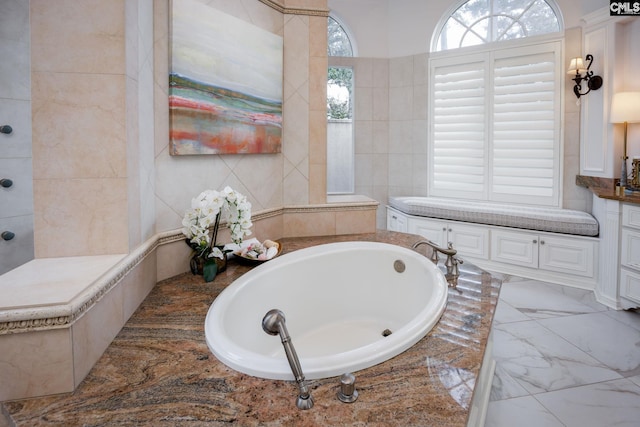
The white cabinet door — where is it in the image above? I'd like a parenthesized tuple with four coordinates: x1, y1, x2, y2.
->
(492, 229, 595, 275)
(620, 204, 640, 308)
(621, 229, 640, 270)
(491, 229, 538, 268)
(409, 218, 489, 259)
(408, 218, 447, 247)
(538, 235, 595, 277)
(620, 268, 640, 305)
(449, 223, 489, 260)
(387, 208, 408, 233)
(622, 204, 640, 230)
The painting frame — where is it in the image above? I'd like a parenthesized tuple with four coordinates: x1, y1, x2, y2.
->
(169, 0, 283, 155)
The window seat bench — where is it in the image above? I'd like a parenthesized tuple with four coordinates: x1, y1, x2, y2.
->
(388, 197, 599, 237)
(387, 196, 600, 290)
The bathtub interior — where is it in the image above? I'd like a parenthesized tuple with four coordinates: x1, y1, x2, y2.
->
(206, 242, 448, 379)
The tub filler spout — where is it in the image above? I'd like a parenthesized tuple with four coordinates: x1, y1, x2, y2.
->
(262, 309, 314, 410)
(412, 240, 463, 282)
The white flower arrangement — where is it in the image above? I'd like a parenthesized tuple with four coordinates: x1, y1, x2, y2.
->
(221, 186, 253, 245)
(181, 186, 253, 261)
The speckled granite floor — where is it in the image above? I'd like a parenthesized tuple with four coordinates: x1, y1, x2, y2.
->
(2, 232, 500, 426)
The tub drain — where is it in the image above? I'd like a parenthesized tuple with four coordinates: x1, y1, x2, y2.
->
(382, 329, 393, 337)
(393, 260, 405, 273)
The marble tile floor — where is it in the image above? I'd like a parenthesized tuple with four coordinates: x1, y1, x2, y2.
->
(485, 274, 640, 427)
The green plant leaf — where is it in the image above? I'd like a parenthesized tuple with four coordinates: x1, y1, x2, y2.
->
(203, 259, 218, 282)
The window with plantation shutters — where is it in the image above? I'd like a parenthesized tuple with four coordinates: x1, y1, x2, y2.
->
(429, 40, 562, 207)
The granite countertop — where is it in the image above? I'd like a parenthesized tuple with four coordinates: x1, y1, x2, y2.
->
(2, 231, 501, 427)
(576, 175, 640, 204)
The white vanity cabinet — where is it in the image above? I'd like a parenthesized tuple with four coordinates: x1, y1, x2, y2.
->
(620, 204, 640, 306)
(591, 195, 640, 309)
(408, 217, 489, 260)
(491, 229, 596, 278)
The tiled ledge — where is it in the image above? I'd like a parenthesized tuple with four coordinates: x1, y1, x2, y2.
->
(0, 255, 126, 333)
(0, 199, 378, 335)
(0, 227, 170, 336)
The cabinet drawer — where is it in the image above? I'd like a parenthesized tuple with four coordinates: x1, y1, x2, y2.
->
(621, 229, 640, 270)
(620, 268, 640, 304)
(622, 204, 640, 230)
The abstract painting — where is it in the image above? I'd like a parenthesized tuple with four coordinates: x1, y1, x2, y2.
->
(169, 0, 283, 155)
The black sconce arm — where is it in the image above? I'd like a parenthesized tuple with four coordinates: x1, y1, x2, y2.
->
(572, 54, 603, 99)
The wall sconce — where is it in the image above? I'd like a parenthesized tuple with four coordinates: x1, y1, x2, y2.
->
(610, 91, 640, 189)
(567, 54, 602, 99)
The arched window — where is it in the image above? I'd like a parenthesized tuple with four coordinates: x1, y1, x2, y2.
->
(327, 16, 354, 57)
(429, 0, 565, 206)
(327, 15, 355, 194)
(434, 0, 562, 52)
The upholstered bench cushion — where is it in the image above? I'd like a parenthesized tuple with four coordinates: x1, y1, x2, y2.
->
(389, 197, 599, 237)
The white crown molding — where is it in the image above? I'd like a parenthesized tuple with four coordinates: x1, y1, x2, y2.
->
(580, 5, 635, 27)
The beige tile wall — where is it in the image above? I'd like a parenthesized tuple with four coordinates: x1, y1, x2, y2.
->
(309, 14, 329, 204)
(24, 0, 594, 262)
(154, 0, 333, 237)
(27, 0, 367, 262)
(30, 0, 129, 257)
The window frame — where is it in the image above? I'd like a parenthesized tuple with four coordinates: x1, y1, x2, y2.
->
(430, 0, 564, 53)
(327, 13, 358, 58)
(428, 35, 565, 207)
(327, 65, 356, 194)
(327, 13, 356, 195)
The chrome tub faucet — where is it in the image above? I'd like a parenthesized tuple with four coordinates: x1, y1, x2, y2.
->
(412, 240, 463, 282)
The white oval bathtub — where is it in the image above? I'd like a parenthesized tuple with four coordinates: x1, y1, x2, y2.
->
(204, 241, 448, 380)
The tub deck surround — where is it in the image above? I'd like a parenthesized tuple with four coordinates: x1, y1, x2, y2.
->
(2, 232, 501, 427)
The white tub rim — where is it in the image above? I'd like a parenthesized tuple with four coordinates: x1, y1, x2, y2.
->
(205, 241, 448, 379)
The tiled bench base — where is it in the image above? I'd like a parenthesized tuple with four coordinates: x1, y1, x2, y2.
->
(0, 246, 158, 401)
